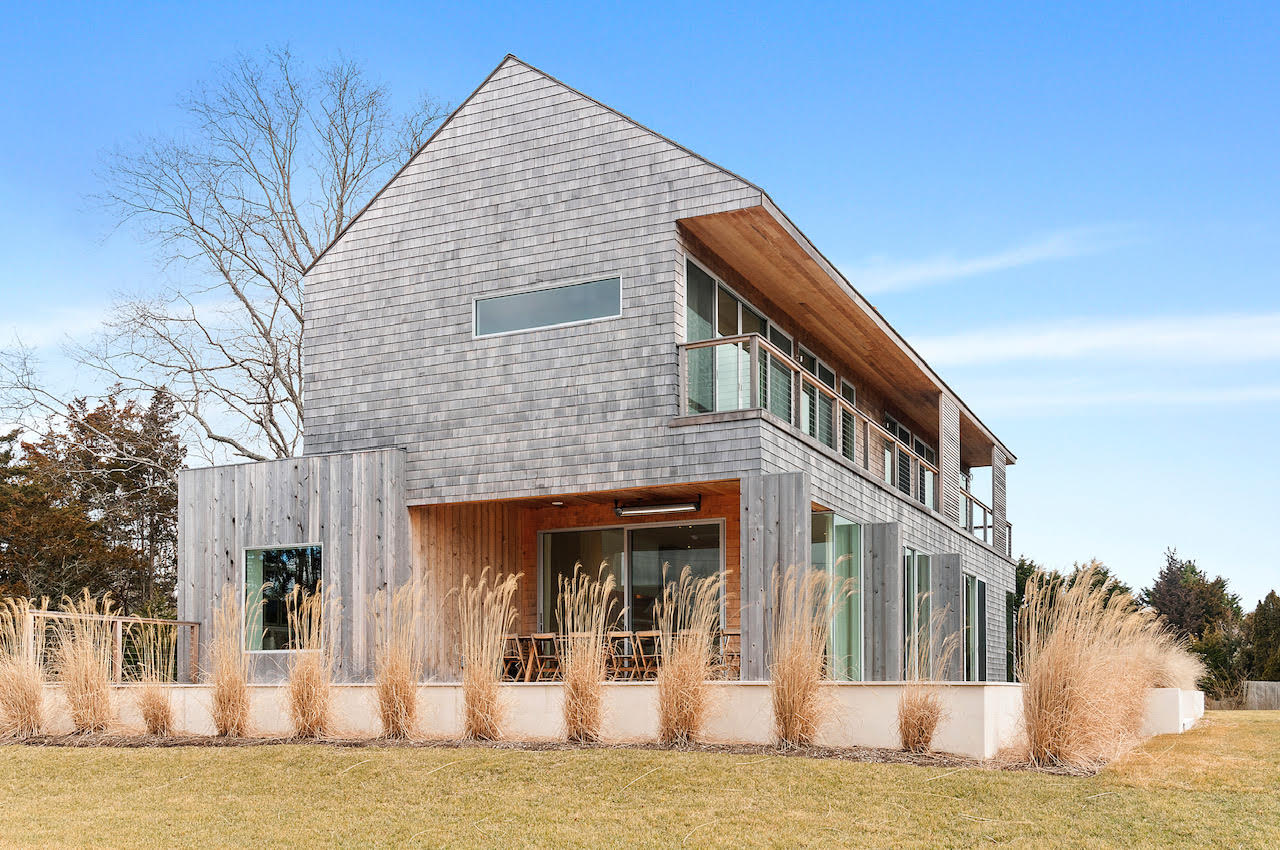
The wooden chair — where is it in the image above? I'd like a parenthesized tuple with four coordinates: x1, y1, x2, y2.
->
(716, 630, 742, 680)
(632, 630, 661, 680)
(607, 631, 636, 680)
(501, 634, 525, 681)
(528, 633, 561, 681)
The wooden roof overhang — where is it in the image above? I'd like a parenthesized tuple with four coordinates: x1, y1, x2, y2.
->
(678, 200, 1014, 469)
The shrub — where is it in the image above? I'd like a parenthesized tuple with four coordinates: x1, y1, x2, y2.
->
(457, 569, 518, 740)
(897, 596, 959, 753)
(210, 585, 251, 737)
(286, 583, 337, 739)
(371, 579, 431, 739)
(1019, 564, 1205, 770)
(655, 565, 722, 746)
(52, 590, 116, 734)
(131, 621, 176, 736)
(556, 563, 620, 743)
(770, 565, 852, 748)
(0, 597, 47, 737)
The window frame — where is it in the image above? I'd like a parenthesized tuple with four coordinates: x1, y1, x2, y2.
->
(472, 275, 624, 339)
(964, 573, 988, 682)
(536, 518, 728, 633)
(241, 542, 325, 655)
(812, 510, 865, 682)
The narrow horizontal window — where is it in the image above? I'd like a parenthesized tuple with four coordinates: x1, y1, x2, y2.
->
(475, 277, 621, 336)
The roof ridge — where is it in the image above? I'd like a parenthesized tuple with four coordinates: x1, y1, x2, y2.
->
(304, 54, 761, 275)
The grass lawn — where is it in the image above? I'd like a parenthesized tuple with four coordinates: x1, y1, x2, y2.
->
(1, 710, 1277, 848)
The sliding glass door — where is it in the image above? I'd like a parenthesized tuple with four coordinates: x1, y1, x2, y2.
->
(540, 522, 723, 632)
(964, 574, 988, 681)
(903, 547, 932, 679)
(812, 512, 862, 680)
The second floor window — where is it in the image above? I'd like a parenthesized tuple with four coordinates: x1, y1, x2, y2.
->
(475, 277, 621, 336)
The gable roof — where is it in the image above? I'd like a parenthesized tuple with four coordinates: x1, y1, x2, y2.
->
(304, 54, 1014, 464)
(304, 54, 762, 276)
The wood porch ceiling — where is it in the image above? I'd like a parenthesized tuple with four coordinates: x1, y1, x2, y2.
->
(678, 203, 1014, 469)
(470, 479, 742, 510)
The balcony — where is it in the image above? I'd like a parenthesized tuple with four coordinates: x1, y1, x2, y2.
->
(677, 333, 939, 512)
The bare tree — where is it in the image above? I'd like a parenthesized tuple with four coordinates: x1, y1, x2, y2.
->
(3, 48, 446, 463)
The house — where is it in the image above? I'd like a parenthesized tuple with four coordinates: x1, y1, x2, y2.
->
(176, 55, 1016, 685)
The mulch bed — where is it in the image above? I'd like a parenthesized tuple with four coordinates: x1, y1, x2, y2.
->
(9, 732, 1074, 773)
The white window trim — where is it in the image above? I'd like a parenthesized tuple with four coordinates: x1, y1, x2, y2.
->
(241, 542, 325, 655)
(472, 274, 624, 339)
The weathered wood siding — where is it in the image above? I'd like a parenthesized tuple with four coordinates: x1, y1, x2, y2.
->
(410, 502, 523, 678)
(739, 472, 812, 680)
(863, 522, 904, 681)
(177, 449, 409, 682)
(932, 552, 965, 680)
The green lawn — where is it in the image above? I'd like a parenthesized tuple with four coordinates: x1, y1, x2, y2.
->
(2, 711, 1277, 848)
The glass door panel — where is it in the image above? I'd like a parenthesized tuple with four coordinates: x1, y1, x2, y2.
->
(627, 523, 721, 631)
(813, 512, 862, 681)
(540, 529, 625, 631)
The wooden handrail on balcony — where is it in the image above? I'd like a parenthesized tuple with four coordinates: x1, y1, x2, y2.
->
(679, 333, 939, 510)
(959, 488, 995, 545)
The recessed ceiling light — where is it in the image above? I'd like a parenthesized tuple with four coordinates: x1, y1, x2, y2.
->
(551, 501, 564, 507)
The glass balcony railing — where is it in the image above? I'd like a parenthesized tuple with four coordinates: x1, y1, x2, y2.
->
(678, 333, 940, 512)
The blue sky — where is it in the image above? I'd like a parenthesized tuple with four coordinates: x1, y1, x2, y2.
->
(3, 2, 1278, 605)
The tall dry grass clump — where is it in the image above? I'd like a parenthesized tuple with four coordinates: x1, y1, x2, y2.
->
(457, 569, 518, 740)
(0, 597, 47, 737)
(770, 564, 852, 748)
(556, 563, 620, 742)
(1019, 565, 1205, 770)
(286, 583, 337, 739)
(52, 590, 116, 734)
(131, 621, 176, 736)
(371, 579, 432, 739)
(897, 597, 959, 753)
(655, 565, 722, 745)
(209, 585, 252, 736)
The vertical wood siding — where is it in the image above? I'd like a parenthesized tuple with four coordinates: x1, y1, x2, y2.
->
(177, 449, 409, 682)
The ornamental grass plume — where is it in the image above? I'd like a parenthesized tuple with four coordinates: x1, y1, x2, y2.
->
(1019, 564, 1205, 770)
(897, 596, 960, 753)
(556, 563, 620, 743)
(654, 565, 723, 746)
(457, 569, 519, 740)
(131, 621, 176, 736)
(770, 564, 853, 748)
(0, 597, 48, 737)
(371, 578, 432, 739)
(52, 590, 116, 734)
(286, 582, 338, 739)
(209, 584, 252, 737)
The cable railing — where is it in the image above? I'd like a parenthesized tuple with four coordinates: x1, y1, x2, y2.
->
(679, 333, 939, 511)
(23, 610, 201, 683)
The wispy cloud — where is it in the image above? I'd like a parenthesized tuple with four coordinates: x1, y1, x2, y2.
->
(846, 226, 1129, 294)
(2, 305, 110, 349)
(975, 383, 1280, 415)
(916, 313, 1280, 367)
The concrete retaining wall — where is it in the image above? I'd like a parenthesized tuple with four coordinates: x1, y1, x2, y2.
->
(1141, 688, 1205, 735)
(38, 681, 1201, 760)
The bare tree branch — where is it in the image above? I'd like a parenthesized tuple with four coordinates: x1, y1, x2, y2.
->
(2, 48, 447, 463)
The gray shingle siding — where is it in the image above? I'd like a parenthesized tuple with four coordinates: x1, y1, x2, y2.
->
(299, 56, 1015, 681)
(304, 58, 760, 501)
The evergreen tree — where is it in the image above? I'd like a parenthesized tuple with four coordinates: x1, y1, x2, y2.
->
(1248, 592, 1280, 681)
